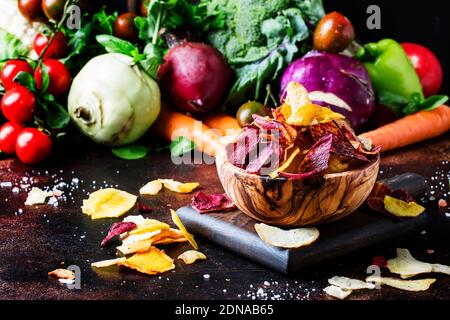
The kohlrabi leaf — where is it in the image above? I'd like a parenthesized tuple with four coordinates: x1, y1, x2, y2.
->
(112, 145, 149, 160)
(96, 35, 138, 56)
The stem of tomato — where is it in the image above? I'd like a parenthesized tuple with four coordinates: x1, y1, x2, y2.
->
(38, 0, 80, 62)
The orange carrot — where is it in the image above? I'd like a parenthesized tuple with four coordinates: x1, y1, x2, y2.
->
(202, 113, 242, 136)
(152, 106, 222, 157)
(359, 105, 450, 152)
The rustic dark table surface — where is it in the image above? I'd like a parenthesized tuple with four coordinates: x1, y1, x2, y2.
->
(0, 133, 448, 300)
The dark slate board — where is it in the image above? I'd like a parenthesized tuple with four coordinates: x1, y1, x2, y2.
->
(177, 173, 428, 274)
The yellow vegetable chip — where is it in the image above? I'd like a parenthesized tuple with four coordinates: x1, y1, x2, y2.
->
(151, 228, 187, 245)
(384, 196, 425, 217)
(366, 276, 435, 292)
(128, 219, 170, 235)
(170, 209, 198, 250)
(159, 179, 199, 193)
(139, 180, 163, 195)
(283, 81, 311, 109)
(178, 250, 207, 264)
(281, 82, 345, 126)
(269, 147, 301, 179)
(387, 248, 450, 279)
(91, 257, 126, 268)
(119, 246, 175, 275)
(82, 188, 137, 219)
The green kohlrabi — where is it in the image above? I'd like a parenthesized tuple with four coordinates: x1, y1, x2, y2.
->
(68, 53, 161, 146)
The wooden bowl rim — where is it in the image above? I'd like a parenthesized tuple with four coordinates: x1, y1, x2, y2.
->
(217, 147, 380, 182)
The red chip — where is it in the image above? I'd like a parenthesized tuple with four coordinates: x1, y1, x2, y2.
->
(372, 255, 387, 268)
(101, 222, 137, 247)
(191, 192, 237, 214)
(367, 182, 416, 217)
(279, 134, 333, 180)
(136, 201, 152, 214)
(310, 121, 369, 162)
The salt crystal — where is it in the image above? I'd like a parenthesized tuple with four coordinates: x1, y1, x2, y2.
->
(1, 182, 12, 188)
(445, 212, 450, 218)
(223, 289, 227, 293)
(421, 230, 427, 235)
(203, 274, 210, 279)
(263, 281, 270, 286)
(12, 187, 19, 193)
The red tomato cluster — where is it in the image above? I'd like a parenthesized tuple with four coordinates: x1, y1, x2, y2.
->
(0, 31, 71, 164)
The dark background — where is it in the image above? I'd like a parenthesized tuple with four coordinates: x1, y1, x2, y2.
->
(326, 0, 450, 94)
(122, 0, 450, 95)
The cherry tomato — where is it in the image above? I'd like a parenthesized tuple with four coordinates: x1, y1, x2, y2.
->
(33, 32, 68, 60)
(18, 0, 45, 22)
(402, 43, 443, 97)
(114, 13, 139, 42)
(313, 11, 355, 53)
(236, 101, 269, 127)
(1, 60, 34, 91)
(0, 122, 24, 155)
(42, 0, 66, 21)
(141, 0, 149, 16)
(1, 87, 36, 123)
(34, 59, 71, 96)
(15, 128, 52, 164)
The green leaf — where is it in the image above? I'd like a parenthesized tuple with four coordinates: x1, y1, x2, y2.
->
(13, 71, 37, 92)
(377, 91, 410, 116)
(0, 28, 28, 60)
(112, 145, 148, 160)
(40, 64, 50, 93)
(96, 35, 137, 56)
(40, 97, 70, 129)
(403, 94, 449, 115)
(170, 136, 195, 157)
(293, 0, 325, 25)
(139, 43, 163, 79)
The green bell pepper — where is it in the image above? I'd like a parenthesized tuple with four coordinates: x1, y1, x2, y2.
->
(356, 38, 448, 115)
(356, 38, 423, 101)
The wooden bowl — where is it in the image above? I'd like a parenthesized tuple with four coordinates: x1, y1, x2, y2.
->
(216, 148, 380, 227)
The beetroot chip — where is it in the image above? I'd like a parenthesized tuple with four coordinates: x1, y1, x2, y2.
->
(310, 121, 368, 162)
(367, 182, 416, 217)
(367, 182, 393, 214)
(246, 141, 281, 174)
(137, 201, 152, 214)
(372, 255, 388, 268)
(252, 115, 296, 146)
(279, 134, 333, 180)
(101, 222, 137, 247)
(191, 192, 237, 213)
(226, 127, 259, 168)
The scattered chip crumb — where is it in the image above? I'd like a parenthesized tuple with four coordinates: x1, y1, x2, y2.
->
(25, 187, 53, 206)
(91, 257, 126, 268)
(139, 180, 163, 196)
(178, 250, 207, 264)
(323, 285, 352, 299)
(328, 276, 375, 290)
(48, 268, 75, 280)
(366, 276, 436, 292)
(438, 199, 447, 207)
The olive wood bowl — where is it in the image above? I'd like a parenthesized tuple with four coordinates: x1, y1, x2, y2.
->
(216, 147, 380, 227)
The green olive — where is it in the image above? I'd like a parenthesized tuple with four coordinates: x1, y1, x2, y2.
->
(236, 101, 269, 127)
